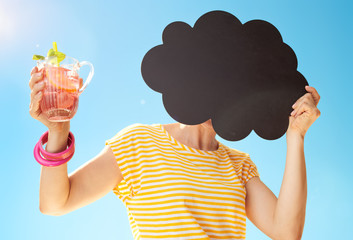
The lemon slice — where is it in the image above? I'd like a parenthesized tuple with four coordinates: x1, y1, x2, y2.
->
(46, 67, 79, 93)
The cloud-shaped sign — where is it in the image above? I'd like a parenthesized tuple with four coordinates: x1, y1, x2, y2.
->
(141, 10, 308, 141)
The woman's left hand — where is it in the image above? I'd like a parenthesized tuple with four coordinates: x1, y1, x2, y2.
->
(287, 85, 321, 138)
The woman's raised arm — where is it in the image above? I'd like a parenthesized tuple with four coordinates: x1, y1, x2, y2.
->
(30, 66, 123, 216)
(245, 85, 321, 239)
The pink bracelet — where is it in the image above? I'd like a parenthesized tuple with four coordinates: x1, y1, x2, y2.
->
(38, 131, 75, 160)
(33, 131, 75, 167)
(34, 142, 73, 167)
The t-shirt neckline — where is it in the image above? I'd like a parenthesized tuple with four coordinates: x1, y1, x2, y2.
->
(158, 123, 223, 155)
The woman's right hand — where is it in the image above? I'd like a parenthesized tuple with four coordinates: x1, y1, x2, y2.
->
(29, 66, 70, 133)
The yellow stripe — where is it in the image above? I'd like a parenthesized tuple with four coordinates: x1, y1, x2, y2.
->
(137, 220, 246, 232)
(139, 226, 246, 235)
(129, 203, 245, 217)
(132, 191, 245, 204)
(131, 208, 246, 221)
(207, 234, 245, 239)
(139, 182, 245, 199)
(140, 232, 212, 239)
(143, 175, 242, 187)
(129, 197, 244, 209)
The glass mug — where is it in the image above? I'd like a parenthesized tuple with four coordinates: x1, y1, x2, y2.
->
(37, 56, 94, 122)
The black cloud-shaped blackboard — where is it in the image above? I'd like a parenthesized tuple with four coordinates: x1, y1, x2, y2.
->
(141, 10, 308, 141)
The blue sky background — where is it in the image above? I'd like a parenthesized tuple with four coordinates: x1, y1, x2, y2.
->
(0, 0, 352, 239)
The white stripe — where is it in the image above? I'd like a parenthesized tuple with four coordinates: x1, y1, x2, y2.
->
(139, 228, 204, 235)
(129, 206, 245, 216)
(136, 188, 245, 201)
(138, 228, 246, 238)
(139, 223, 201, 231)
(140, 232, 206, 240)
(132, 218, 246, 228)
(138, 222, 245, 232)
(134, 212, 243, 223)
(128, 200, 245, 211)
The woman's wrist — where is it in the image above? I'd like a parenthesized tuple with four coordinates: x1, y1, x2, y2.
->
(286, 130, 305, 142)
(286, 131, 305, 153)
(46, 129, 71, 153)
(48, 121, 70, 134)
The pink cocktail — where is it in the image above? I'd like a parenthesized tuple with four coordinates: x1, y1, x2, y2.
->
(38, 56, 94, 122)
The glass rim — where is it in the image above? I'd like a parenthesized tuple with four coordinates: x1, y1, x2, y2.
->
(47, 55, 76, 59)
(36, 56, 80, 68)
(36, 56, 78, 63)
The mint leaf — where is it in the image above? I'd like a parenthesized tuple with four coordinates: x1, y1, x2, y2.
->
(47, 48, 55, 57)
(32, 55, 45, 60)
(56, 51, 66, 63)
(47, 49, 66, 65)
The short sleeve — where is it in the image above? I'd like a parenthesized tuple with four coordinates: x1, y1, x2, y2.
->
(241, 154, 260, 186)
(105, 124, 143, 202)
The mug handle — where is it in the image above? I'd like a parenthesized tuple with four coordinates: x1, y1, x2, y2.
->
(78, 61, 94, 94)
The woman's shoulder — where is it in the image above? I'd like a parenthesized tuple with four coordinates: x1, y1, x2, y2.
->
(221, 143, 250, 158)
(106, 123, 163, 146)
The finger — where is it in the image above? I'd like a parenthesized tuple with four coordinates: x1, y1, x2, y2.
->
(29, 91, 43, 118)
(293, 102, 308, 118)
(31, 66, 38, 75)
(29, 71, 44, 89)
(291, 96, 314, 117)
(30, 81, 46, 99)
(305, 86, 320, 106)
(294, 101, 315, 118)
(292, 93, 314, 109)
(31, 66, 43, 76)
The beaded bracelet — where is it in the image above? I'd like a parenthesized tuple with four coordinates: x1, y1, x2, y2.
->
(33, 131, 75, 167)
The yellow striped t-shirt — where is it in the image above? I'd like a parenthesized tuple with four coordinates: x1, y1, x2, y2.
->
(105, 123, 259, 240)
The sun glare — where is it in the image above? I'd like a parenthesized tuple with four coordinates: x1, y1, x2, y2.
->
(0, 5, 15, 43)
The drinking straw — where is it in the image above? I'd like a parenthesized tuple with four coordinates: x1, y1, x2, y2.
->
(53, 42, 58, 52)
(52, 42, 59, 66)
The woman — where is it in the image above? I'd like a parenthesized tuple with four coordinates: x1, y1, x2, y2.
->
(29, 66, 321, 240)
